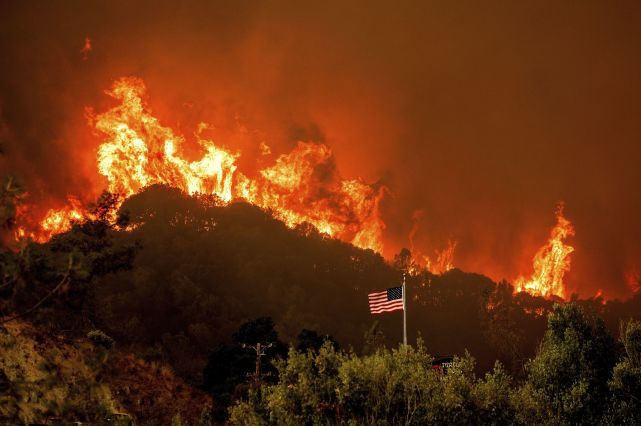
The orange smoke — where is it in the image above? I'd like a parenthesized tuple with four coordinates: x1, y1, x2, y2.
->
(14, 78, 587, 301)
(514, 203, 575, 299)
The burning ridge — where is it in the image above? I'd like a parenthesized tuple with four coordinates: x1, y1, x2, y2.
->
(16, 77, 386, 253)
(11, 77, 579, 301)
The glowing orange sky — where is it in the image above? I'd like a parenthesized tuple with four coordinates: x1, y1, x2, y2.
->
(1, 1, 641, 299)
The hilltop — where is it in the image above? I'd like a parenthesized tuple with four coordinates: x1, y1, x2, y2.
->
(2, 185, 640, 423)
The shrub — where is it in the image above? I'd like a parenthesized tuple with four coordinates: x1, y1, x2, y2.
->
(87, 329, 115, 349)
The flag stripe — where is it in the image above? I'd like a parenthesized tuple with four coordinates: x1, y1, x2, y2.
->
(371, 303, 404, 314)
(369, 301, 389, 307)
(369, 298, 399, 307)
(368, 293, 387, 299)
(371, 307, 403, 315)
(370, 301, 404, 310)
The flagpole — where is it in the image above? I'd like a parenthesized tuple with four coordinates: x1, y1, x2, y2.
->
(402, 273, 407, 346)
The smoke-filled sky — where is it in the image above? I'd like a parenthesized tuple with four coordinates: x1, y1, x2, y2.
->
(1, 1, 640, 298)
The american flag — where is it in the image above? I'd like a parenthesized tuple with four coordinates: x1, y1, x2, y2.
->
(368, 286, 404, 314)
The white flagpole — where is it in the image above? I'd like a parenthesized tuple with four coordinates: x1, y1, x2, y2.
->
(402, 273, 407, 346)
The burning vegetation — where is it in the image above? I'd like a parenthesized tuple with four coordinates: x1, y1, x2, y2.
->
(514, 204, 575, 299)
(16, 77, 385, 254)
(10, 76, 585, 301)
(10, 78, 586, 301)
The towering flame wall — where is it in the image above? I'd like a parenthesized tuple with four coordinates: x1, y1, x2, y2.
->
(13, 77, 579, 301)
(17, 77, 386, 253)
(514, 204, 575, 299)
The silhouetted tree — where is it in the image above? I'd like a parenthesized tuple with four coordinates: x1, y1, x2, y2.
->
(0, 191, 137, 331)
(203, 317, 285, 421)
(229, 341, 519, 425)
(0, 175, 24, 231)
(393, 247, 413, 274)
(604, 319, 641, 424)
(513, 303, 617, 424)
(296, 329, 338, 353)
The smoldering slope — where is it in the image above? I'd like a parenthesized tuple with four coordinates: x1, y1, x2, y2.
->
(1, 1, 641, 298)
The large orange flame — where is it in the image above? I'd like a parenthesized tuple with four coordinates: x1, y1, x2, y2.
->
(424, 240, 457, 275)
(238, 142, 385, 252)
(20, 77, 385, 251)
(94, 78, 239, 202)
(15, 197, 87, 243)
(514, 203, 575, 299)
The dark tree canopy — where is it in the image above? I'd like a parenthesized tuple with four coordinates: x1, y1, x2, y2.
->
(296, 328, 339, 353)
(78, 185, 641, 381)
(232, 317, 279, 346)
(1, 185, 641, 424)
(514, 303, 618, 424)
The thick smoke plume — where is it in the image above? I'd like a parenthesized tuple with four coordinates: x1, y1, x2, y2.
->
(1, 1, 641, 298)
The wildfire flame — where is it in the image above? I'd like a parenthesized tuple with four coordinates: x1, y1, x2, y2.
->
(15, 197, 87, 243)
(81, 37, 92, 60)
(20, 77, 385, 251)
(237, 142, 385, 251)
(408, 210, 457, 274)
(424, 240, 457, 275)
(94, 78, 238, 202)
(625, 266, 641, 294)
(514, 203, 575, 299)
(5, 79, 600, 301)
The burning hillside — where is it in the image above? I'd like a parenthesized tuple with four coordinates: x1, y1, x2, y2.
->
(11, 77, 585, 301)
(514, 204, 575, 299)
(15, 77, 386, 253)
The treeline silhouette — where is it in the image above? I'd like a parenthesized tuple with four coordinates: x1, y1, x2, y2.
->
(89, 186, 639, 374)
(228, 305, 641, 425)
(1, 184, 640, 423)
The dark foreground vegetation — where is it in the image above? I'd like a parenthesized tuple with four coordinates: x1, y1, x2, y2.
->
(229, 306, 640, 425)
(0, 183, 640, 424)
